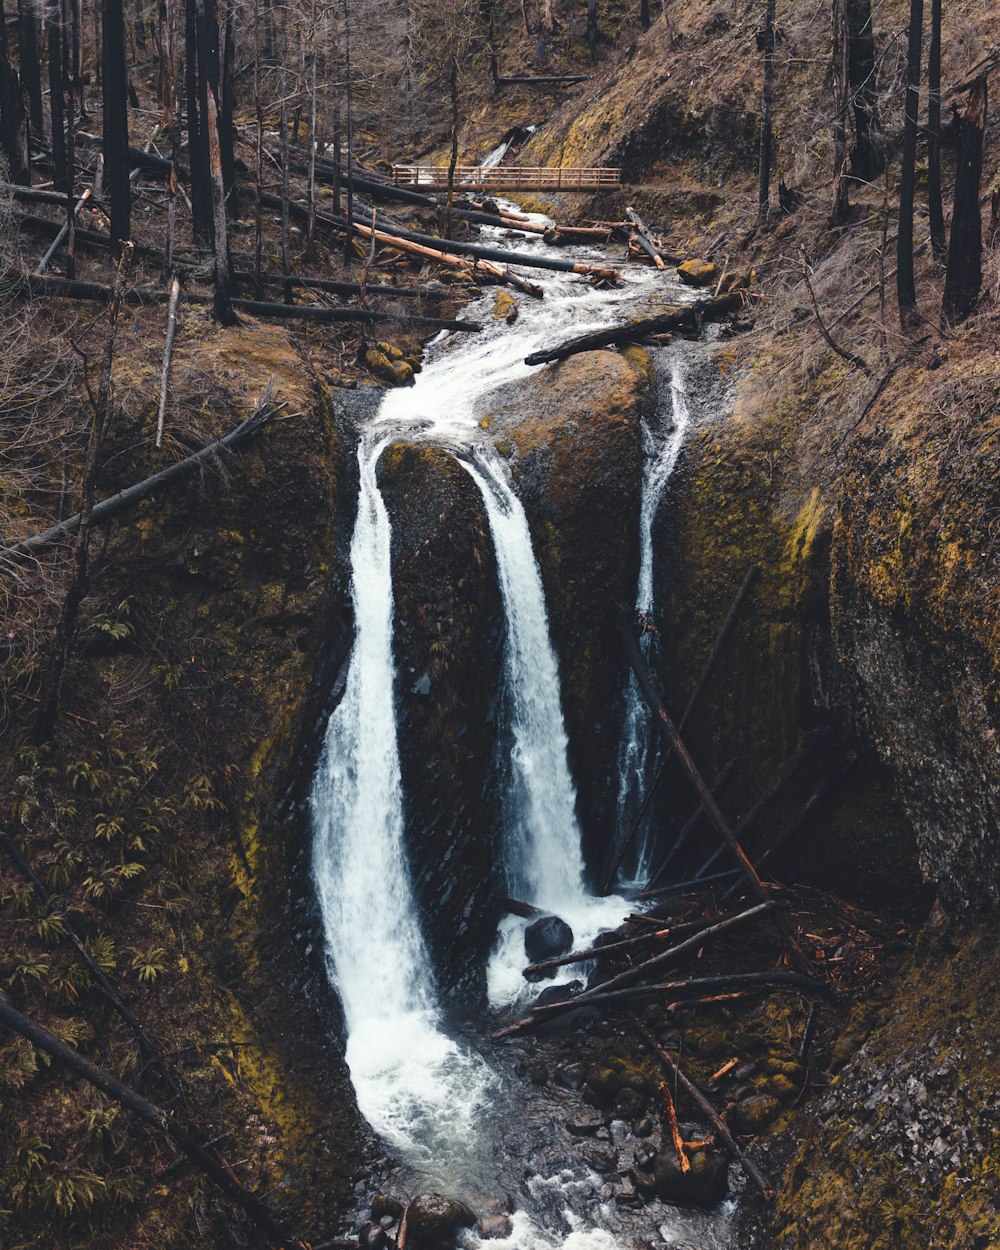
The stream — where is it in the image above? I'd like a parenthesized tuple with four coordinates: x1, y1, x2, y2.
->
(310, 195, 742, 1248)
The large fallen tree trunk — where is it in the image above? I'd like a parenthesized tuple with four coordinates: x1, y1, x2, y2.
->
(525, 293, 747, 365)
(0, 997, 309, 1249)
(1, 396, 279, 566)
(20, 272, 481, 331)
(233, 269, 459, 301)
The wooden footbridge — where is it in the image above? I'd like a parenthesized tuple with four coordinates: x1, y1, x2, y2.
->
(391, 165, 621, 192)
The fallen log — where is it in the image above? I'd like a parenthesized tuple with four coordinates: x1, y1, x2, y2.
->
(617, 612, 813, 976)
(497, 74, 591, 85)
(635, 1018, 775, 1201)
(36, 187, 92, 273)
(0, 997, 309, 1249)
(525, 293, 747, 366)
(625, 206, 665, 269)
(501, 897, 545, 919)
(602, 566, 757, 894)
(0, 179, 109, 210)
(1, 393, 279, 565)
(19, 272, 481, 331)
(633, 867, 743, 899)
(233, 269, 459, 302)
(496, 902, 775, 1036)
(522, 904, 751, 977)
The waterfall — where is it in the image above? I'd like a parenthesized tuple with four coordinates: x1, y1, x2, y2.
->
(310, 431, 495, 1173)
(613, 364, 692, 884)
(462, 449, 628, 1008)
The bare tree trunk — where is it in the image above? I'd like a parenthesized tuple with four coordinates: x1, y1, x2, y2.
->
(33, 243, 134, 745)
(103, 0, 131, 245)
(48, 0, 67, 190)
(62, 0, 77, 275)
(639, 0, 649, 31)
(846, 0, 881, 178)
(342, 0, 354, 266)
(926, 0, 945, 260)
(219, 0, 237, 216)
(253, 0, 263, 290)
(588, 0, 598, 57)
(185, 0, 211, 243)
(757, 0, 776, 225)
(280, 97, 292, 301)
(0, 0, 30, 183)
(830, 0, 851, 226)
(17, 0, 43, 139)
(305, 0, 317, 254)
(896, 0, 923, 325)
(942, 76, 987, 325)
(444, 53, 459, 237)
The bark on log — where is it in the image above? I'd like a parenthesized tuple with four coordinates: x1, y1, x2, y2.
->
(0, 997, 309, 1249)
(635, 1018, 775, 1201)
(617, 614, 813, 974)
(531, 970, 836, 1016)
(1, 394, 278, 565)
(36, 186, 92, 272)
(525, 294, 745, 366)
(500, 897, 545, 919)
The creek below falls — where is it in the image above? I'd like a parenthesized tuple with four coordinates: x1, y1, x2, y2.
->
(307, 198, 748, 1250)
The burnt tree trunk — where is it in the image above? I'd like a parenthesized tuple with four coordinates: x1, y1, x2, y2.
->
(846, 0, 881, 178)
(830, 0, 851, 225)
(48, 0, 67, 190)
(896, 0, 923, 325)
(942, 75, 987, 325)
(639, 0, 649, 31)
(17, 0, 43, 138)
(219, 0, 236, 215)
(926, 0, 945, 260)
(588, 0, 598, 58)
(185, 0, 211, 242)
(102, 0, 131, 244)
(0, 0, 30, 183)
(757, 0, 776, 224)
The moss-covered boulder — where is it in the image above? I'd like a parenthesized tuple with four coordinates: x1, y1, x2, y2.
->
(677, 258, 717, 287)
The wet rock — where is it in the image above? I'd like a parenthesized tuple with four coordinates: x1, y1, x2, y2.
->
(583, 1065, 623, 1109)
(585, 966, 618, 993)
(372, 1196, 404, 1224)
(554, 1062, 587, 1090)
(535, 980, 583, 1008)
(477, 1215, 513, 1240)
(654, 1149, 729, 1207)
(763, 1073, 799, 1102)
(406, 1193, 478, 1246)
(580, 1145, 619, 1173)
(634, 1143, 658, 1171)
(732, 1093, 780, 1134)
(614, 1086, 646, 1119)
(676, 258, 717, 287)
(360, 1222, 388, 1250)
(628, 1166, 658, 1197)
(567, 1109, 608, 1136)
(632, 1117, 654, 1138)
(528, 1062, 548, 1086)
(525, 915, 574, 961)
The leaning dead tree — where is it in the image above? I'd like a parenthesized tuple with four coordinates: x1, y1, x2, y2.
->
(897, 0, 924, 325)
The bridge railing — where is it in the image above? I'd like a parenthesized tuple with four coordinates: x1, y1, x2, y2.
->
(390, 165, 621, 191)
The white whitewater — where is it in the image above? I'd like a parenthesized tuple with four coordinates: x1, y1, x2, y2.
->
(613, 367, 692, 885)
(310, 431, 496, 1174)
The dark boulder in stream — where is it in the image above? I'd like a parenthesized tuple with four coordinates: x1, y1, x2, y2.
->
(406, 1193, 478, 1246)
(654, 1148, 729, 1207)
(525, 914, 574, 961)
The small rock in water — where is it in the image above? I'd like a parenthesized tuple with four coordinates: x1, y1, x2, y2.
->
(632, 1117, 654, 1138)
(528, 1062, 548, 1086)
(477, 1215, 513, 1240)
(614, 1087, 646, 1119)
(628, 1166, 658, 1197)
(524, 914, 574, 961)
(580, 1145, 618, 1173)
(359, 1222, 387, 1250)
(634, 1143, 658, 1171)
(406, 1193, 478, 1247)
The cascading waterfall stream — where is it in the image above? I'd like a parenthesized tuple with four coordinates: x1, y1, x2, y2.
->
(308, 187, 718, 1244)
(613, 367, 692, 885)
(310, 431, 495, 1176)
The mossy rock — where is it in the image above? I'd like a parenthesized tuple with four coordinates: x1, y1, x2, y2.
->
(732, 1093, 780, 1134)
(492, 290, 518, 320)
(677, 258, 717, 287)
